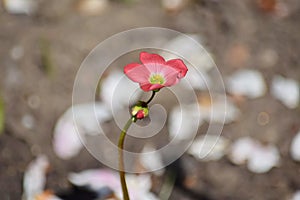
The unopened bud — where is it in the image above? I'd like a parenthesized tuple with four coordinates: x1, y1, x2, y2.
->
(131, 101, 149, 120)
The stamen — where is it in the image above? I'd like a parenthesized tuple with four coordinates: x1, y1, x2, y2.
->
(150, 74, 165, 84)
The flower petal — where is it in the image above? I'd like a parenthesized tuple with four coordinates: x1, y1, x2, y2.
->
(163, 71, 179, 87)
(166, 59, 188, 78)
(161, 65, 180, 86)
(140, 83, 163, 92)
(140, 52, 165, 65)
(124, 63, 150, 83)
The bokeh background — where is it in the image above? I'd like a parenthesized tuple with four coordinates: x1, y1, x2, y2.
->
(0, 0, 300, 199)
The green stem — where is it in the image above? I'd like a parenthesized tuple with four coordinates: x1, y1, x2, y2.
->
(118, 117, 134, 200)
(146, 90, 156, 104)
(118, 90, 158, 200)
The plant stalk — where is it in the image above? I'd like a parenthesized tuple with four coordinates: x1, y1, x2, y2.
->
(118, 90, 157, 200)
(118, 117, 134, 200)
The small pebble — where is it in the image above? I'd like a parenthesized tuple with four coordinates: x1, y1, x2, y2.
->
(259, 49, 278, 68)
(76, 0, 108, 16)
(162, 0, 187, 12)
(225, 43, 250, 68)
(10, 45, 24, 61)
(21, 114, 35, 129)
(257, 111, 270, 126)
(30, 144, 42, 156)
(27, 95, 41, 109)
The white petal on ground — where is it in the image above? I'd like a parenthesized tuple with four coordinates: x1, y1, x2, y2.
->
(226, 69, 267, 98)
(229, 137, 256, 165)
(161, 35, 214, 72)
(23, 155, 49, 200)
(198, 95, 240, 124)
(3, 0, 37, 15)
(53, 120, 83, 160)
(188, 135, 229, 161)
(100, 70, 141, 111)
(271, 75, 299, 109)
(290, 130, 300, 161)
(140, 144, 165, 175)
(168, 104, 202, 142)
(161, 35, 214, 91)
(10, 45, 24, 61)
(247, 143, 280, 173)
(183, 67, 212, 90)
(53, 103, 112, 159)
(168, 96, 239, 142)
(229, 137, 280, 173)
(69, 169, 120, 191)
(125, 174, 158, 200)
(72, 103, 112, 134)
(292, 191, 300, 200)
(69, 169, 158, 200)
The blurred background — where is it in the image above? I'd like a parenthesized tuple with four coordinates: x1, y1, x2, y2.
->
(0, 0, 300, 199)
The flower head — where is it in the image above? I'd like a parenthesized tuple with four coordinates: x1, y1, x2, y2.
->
(124, 52, 188, 92)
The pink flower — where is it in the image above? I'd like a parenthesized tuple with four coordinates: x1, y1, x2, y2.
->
(124, 52, 188, 92)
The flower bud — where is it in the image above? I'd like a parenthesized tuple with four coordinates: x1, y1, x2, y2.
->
(131, 101, 149, 120)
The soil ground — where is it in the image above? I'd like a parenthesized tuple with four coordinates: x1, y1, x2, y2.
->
(0, 0, 300, 199)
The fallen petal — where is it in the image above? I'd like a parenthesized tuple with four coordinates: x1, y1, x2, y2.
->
(100, 70, 141, 110)
(188, 135, 229, 161)
(161, 34, 214, 91)
(247, 143, 280, 173)
(23, 155, 49, 200)
(53, 103, 112, 159)
(229, 137, 258, 165)
(290, 130, 300, 162)
(271, 75, 299, 109)
(198, 94, 240, 124)
(168, 104, 202, 142)
(69, 169, 120, 191)
(184, 67, 212, 90)
(3, 0, 37, 15)
(161, 34, 214, 72)
(226, 69, 266, 98)
(53, 120, 83, 160)
(229, 137, 280, 173)
(69, 169, 158, 200)
(292, 191, 300, 200)
(140, 144, 165, 175)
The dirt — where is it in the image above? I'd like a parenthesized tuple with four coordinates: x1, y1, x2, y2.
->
(0, 0, 300, 199)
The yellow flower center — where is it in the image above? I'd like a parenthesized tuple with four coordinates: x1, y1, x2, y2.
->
(149, 74, 165, 84)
